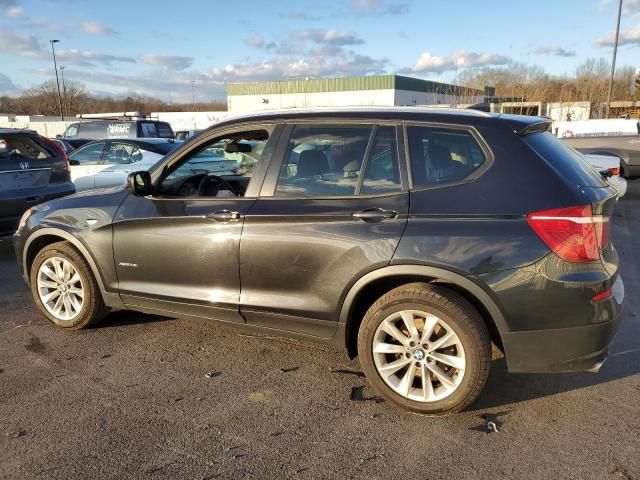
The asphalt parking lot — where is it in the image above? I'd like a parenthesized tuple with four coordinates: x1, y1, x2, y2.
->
(0, 183, 638, 480)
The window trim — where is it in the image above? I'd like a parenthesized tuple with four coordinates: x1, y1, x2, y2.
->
(402, 121, 494, 192)
(147, 122, 279, 201)
(260, 120, 407, 199)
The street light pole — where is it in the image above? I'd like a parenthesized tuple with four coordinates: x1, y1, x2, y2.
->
(191, 80, 195, 112)
(606, 0, 623, 118)
(59, 66, 68, 118)
(49, 39, 64, 121)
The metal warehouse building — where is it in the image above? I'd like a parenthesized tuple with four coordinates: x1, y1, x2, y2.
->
(226, 75, 493, 113)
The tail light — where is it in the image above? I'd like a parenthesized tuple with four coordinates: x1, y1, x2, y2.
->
(607, 167, 620, 176)
(526, 205, 609, 263)
(41, 136, 70, 170)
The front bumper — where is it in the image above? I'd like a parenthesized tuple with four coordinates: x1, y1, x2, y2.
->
(501, 275, 624, 373)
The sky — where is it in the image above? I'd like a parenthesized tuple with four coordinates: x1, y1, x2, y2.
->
(0, 0, 639, 103)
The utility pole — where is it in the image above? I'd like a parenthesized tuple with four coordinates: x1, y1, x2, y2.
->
(59, 66, 68, 118)
(606, 0, 623, 118)
(191, 80, 196, 112)
(49, 39, 64, 121)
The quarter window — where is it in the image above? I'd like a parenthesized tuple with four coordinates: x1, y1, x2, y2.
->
(407, 126, 486, 188)
(275, 124, 373, 197)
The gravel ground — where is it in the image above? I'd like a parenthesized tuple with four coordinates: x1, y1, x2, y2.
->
(0, 181, 639, 480)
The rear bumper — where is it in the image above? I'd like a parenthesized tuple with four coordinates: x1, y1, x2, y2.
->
(502, 275, 624, 373)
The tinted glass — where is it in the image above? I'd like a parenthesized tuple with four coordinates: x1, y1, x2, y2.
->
(139, 122, 158, 137)
(156, 122, 174, 138)
(275, 124, 373, 197)
(0, 135, 53, 162)
(361, 127, 401, 195)
(69, 142, 105, 165)
(408, 126, 486, 188)
(524, 131, 608, 187)
(104, 142, 143, 164)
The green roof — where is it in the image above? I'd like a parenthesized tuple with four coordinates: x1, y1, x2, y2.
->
(226, 75, 483, 96)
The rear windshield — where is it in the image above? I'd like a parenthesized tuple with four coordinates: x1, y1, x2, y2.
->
(0, 135, 53, 162)
(523, 132, 608, 187)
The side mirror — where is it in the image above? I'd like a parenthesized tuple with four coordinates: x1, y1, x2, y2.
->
(70, 159, 79, 166)
(127, 171, 153, 196)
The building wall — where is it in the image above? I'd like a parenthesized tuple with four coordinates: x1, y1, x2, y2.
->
(228, 89, 398, 113)
(151, 111, 231, 131)
(0, 119, 74, 137)
(227, 89, 485, 113)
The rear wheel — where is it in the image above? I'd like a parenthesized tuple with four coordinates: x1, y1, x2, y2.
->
(30, 241, 108, 329)
(357, 283, 491, 415)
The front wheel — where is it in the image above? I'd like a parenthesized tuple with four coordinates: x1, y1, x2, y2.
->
(357, 283, 491, 415)
(30, 241, 109, 329)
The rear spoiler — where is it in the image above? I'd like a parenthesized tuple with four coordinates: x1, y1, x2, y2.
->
(517, 120, 552, 136)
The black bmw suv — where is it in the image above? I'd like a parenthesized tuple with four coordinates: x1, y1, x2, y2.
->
(14, 108, 624, 415)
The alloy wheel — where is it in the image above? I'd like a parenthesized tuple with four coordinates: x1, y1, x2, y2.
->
(37, 256, 85, 322)
(372, 309, 466, 402)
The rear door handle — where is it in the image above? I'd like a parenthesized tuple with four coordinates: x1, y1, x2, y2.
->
(352, 208, 397, 221)
(206, 210, 242, 222)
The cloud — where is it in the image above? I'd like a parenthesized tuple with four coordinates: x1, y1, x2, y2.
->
(599, 0, 640, 14)
(7, 5, 21, 17)
(245, 35, 265, 48)
(56, 49, 137, 67)
(596, 23, 640, 47)
(0, 25, 41, 57)
(293, 29, 364, 46)
(406, 50, 512, 74)
(533, 45, 576, 57)
(143, 54, 193, 70)
(82, 21, 118, 36)
(350, 0, 409, 16)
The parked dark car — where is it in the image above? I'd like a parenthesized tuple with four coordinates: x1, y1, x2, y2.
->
(61, 119, 174, 141)
(14, 108, 623, 414)
(1, 128, 75, 236)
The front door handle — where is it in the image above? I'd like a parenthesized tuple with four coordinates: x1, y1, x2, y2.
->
(206, 210, 242, 222)
(352, 208, 397, 221)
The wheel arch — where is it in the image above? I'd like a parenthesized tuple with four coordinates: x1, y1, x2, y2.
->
(23, 228, 109, 297)
(338, 265, 508, 358)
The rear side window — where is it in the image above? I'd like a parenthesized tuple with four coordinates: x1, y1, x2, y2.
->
(275, 124, 373, 197)
(361, 126, 401, 194)
(407, 126, 486, 188)
(0, 136, 53, 161)
(139, 122, 158, 137)
(156, 122, 174, 138)
(523, 132, 608, 187)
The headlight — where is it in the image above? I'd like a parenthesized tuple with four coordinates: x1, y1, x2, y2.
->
(17, 208, 32, 232)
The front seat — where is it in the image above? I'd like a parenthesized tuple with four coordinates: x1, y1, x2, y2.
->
(296, 150, 330, 177)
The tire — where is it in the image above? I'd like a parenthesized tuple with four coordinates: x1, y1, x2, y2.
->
(30, 241, 109, 329)
(357, 282, 491, 415)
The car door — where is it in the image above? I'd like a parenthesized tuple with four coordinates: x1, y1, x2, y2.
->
(239, 122, 409, 337)
(68, 142, 107, 191)
(111, 124, 279, 323)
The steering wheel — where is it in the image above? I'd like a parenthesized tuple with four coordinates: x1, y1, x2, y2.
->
(198, 174, 236, 197)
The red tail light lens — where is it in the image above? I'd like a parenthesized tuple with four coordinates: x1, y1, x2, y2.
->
(607, 167, 620, 176)
(40, 136, 69, 170)
(526, 205, 609, 263)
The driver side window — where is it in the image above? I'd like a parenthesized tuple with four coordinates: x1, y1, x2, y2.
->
(159, 129, 268, 198)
